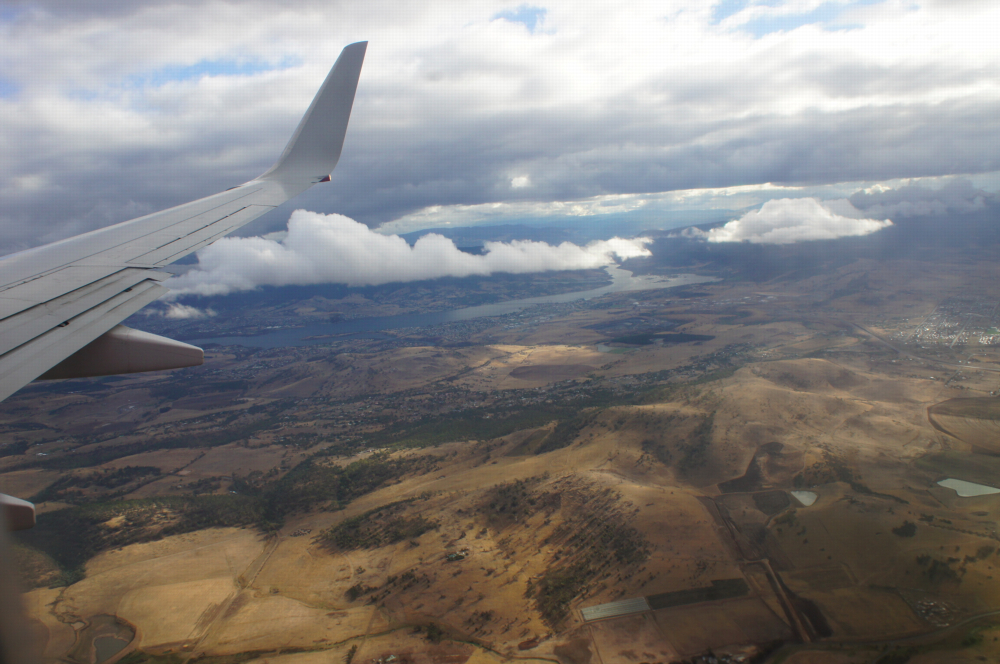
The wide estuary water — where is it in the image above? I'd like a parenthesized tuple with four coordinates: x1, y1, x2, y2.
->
(192, 267, 718, 349)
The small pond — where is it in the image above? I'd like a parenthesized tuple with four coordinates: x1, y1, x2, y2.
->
(937, 478, 1000, 497)
(72, 614, 135, 664)
(791, 490, 818, 506)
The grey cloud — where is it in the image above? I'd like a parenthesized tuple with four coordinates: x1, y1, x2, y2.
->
(848, 179, 997, 218)
(2, 1, 1000, 253)
(318, 96, 1000, 228)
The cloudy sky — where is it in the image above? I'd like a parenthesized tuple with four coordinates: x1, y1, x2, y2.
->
(2, 0, 999, 258)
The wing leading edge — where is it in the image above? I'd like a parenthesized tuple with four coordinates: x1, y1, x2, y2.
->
(0, 41, 367, 404)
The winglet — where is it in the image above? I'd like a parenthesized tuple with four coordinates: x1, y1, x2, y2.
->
(259, 41, 367, 186)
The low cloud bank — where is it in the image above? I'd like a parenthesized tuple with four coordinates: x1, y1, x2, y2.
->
(691, 197, 892, 245)
(165, 210, 652, 298)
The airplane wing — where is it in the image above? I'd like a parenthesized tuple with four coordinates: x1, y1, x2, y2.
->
(0, 41, 367, 404)
(0, 46, 367, 659)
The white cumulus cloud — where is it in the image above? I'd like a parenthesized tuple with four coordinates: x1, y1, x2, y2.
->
(165, 210, 652, 297)
(703, 197, 892, 244)
(166, 303, 216, 319)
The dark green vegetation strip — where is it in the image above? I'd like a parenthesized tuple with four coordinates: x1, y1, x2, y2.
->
(20, 417, 286, 470)
(646, 578, 749, 610)
(606, 332, 715, 346)
(361, 405, 567, 449)
(10, 397, 305, 472)
(118, 647, 321, 664)
(362, 368, 734, 451)
(30, 466, 161, 503)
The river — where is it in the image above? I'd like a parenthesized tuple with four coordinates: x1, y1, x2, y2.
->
(191, 267, 718, 349)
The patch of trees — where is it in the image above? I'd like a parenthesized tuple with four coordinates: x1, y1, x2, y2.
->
(892, 521, 917, 537)
(345, 582, 379, 601)
(15, 494, 264, 580)
(480, 476, 555, 529)
(533, 516, 650, 625)
(363, 379, 684, 452)
(535, 411, 600, 454)
(185, 477, 223, 495)
(20, 415, 286, 471)
(526, 481, 651, 626)
(677, 411, 715, 472)
(251, 452, 437, 526)
(0, 439, 30, 457)
(641, 437, 673, 464)
(17, 452, 436, 584)
(323, 500, 438, 550)
(915, 555, 961, 583)
(534, 562, 590, 626)
(31, 466, 162, 504)
(344, 568, 431, 604)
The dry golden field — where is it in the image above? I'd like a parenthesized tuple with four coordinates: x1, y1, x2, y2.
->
(6, 257, 1000, 663)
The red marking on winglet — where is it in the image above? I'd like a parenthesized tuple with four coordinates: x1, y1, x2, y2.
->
(319, 174, 332, 183)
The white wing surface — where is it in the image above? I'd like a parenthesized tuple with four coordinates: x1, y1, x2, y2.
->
(0, 41, 367, 403)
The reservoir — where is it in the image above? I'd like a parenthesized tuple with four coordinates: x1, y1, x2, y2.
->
(193, 267, 717, 349)
(791, 490, 818, 506)
(937, 478, 1000, 497)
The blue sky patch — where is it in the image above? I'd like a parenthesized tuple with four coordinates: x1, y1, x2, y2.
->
(715, 0, 883, 36)
(494, 5, 547, 33)
(712, 0, 750, 23)
(129, 55, 300, 88)
(0, 6, 23, 22)
(0, 79, 18, 98)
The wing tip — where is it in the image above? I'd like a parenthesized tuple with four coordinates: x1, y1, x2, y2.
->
(258, 41, 367, 187)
